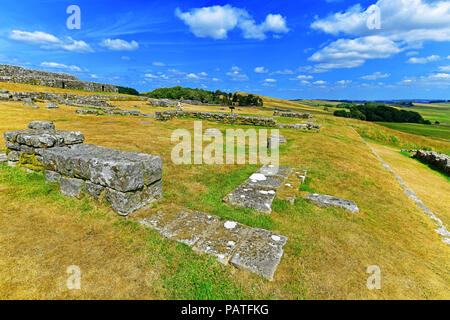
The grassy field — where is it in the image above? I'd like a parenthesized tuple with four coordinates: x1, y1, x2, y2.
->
(376, 122, 450, 141)
(0, 85, 449, 299)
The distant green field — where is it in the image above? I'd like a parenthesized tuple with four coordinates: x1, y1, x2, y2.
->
(405, 103, 450, 126)
(377, 122, 450, 140)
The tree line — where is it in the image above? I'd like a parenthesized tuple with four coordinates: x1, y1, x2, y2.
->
(142, 86, 263, 106)
(333, 102, 431, 124)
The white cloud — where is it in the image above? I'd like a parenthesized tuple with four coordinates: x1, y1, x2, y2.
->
(336, 80, 352, 85)
(361, 72, 390, 80)
(294, 75, 313, 80)
(438, 65, 450, 72)
(121, 56, 131, 61)
(226, 66, 249, 81)
(407, 55, 440, 64)
(308, 36, 402, 71)
(264, 78, 277, 82)
(254, 66, 268, 73)
(199, 72, 208, 77)
(152, 62, 165, 67)
(175, 5, 289, 40)
(9, 30, 93, 53)
(100, 38, 139, 51)
(313, 80, 327, 85)
(145, 73, 158, 79)
(309, 0, 450, 70)
(271, 69, 295, 75)
(187, 73, 199, 79)
(40, 62, 82, 72)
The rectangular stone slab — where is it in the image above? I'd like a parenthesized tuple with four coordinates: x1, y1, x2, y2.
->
(245, 174, 285, 189)
(161, 211, 220, 246)
(224, 184, 276, 214)
(230, 228, 288, 281)
(140, 210, 189, 232)
(193, 221, 251, 265)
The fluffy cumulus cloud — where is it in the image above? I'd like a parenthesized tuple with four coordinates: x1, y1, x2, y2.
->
(40, 62, 82, 72)
(309, 0, 450, 70)
(175, 5, 289, 40)
(226, 66, 249, 81)
(309, 36, 402, 70)
(100, 38, 139, 51)
(9, 30, 93, 53)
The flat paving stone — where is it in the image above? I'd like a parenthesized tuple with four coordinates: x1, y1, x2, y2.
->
(245, 173, 285, 189)
(193, 220, 251, 265)
(305, 193, 359, 213)
(224, 184, 276, 214)
(161, 211, 220, 246)
(140, 210, 189, 232)
(230, 228, 288, 281)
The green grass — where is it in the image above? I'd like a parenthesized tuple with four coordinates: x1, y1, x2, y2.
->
(0, 164, 252, 300)
(377, 122, 450, 140)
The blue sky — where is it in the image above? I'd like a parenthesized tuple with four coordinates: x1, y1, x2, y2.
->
(0, 0, 449, 100)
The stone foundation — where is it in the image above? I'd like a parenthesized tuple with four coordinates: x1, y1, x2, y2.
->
(273, 111, 312, 119)
(155, 110, 277, 127)
(412, 150, 450, 175)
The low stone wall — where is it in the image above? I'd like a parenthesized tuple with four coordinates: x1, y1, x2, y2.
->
(277, 122, 321, 130)
(42, 144, 162, 215)
(4, 121, 84, 171)
(3, 121, 163, 215)
(412, 150, 450, 175)
(155, 110, 277, 127)
(0, 64, 118, 93)
(273, 111, 312, 119)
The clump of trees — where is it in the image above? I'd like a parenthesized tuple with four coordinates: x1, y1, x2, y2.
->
(392, 101, 414, 107)
(117, 86, 140, 96)
(143, 86, 263, 106)
(333, 102, 431, 124)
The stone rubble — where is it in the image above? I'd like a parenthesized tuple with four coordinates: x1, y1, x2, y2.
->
(273, 111, 312, 119)
(140, 210, 287, 280)
(224, 165, 305, 214)
(155, 110, 277, 127)
(3, 121, 162, 215)
(412, 150, 450, 175)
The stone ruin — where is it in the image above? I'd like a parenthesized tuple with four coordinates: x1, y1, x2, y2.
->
(4, 121, 162, 215)
(140, 210, 287, 280)
(412, 150, 450, 175)
(273, 111, 312, 119)
(0, 64, 118, 93)
(155, 110, 277, 127)
(224, 165, 307, 214)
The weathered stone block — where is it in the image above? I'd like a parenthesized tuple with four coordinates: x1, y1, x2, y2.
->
(28, 121, 55, 130)
(161, 211, 220, 246)
(85, 181, 105, 199)
(46, 102, 59, 109)
(105, 180, 162, 216)
(230, 228, 288, 281)
(224, 185, 276, 214)
(60, 177, 85, 198)
(45, 170, 61, 183)
(193, 221, 250, 265)
(305, 193, 359, 213)
(140, 210, 189, 232)
(7, 150, 19, 161)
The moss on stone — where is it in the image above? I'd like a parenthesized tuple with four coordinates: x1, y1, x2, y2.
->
(18, 153, 45, 172)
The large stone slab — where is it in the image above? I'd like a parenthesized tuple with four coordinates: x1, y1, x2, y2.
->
(42, 144, 162, 192)
(161, 211, 220, 246)
(305, 193, 359, 213)
(230, 228, 288, 281)
(60, 177, 85, 198)
(193, 221, 251, 265)
(140, 210, 189, 232)
(224, 184, 276, 214)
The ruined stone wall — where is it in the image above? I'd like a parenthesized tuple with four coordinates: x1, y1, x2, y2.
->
(273, 111, 312, 119)
(413, 150, 450, 175)
(155, 110, 277, 127)
(0, 64, 118, 93)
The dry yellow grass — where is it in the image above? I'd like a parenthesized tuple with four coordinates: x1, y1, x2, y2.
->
(0, 87, 449, 299)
